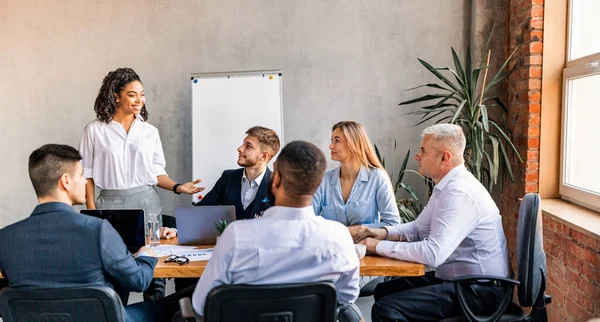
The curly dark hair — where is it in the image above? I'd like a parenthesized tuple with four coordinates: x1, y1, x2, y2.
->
(94, 67, 149, 123)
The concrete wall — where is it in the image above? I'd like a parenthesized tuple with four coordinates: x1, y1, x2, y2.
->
(0, 0, 470, 226)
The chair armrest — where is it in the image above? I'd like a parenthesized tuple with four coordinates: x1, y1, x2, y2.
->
(179, 297, 202, 322)
(445, 275, 520, 286)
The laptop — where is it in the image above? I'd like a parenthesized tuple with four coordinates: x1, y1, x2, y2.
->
(175, 205, 236, 245)
(81, 209, 145, 253)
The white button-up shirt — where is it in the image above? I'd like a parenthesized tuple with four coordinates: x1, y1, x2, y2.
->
(78, 118, 167, 190)
(376, 165, 511, 279)
(240, 170, 266, 209)
(192, 205, 360, 316)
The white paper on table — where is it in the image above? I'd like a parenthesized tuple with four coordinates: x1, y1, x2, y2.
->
(149, 245, 208, 258)
(176, 249, 214, 262)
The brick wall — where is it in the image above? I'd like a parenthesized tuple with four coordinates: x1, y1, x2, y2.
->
(502, 1, 600, 321)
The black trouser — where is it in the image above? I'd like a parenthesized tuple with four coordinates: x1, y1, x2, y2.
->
(372, 272, 507, 322)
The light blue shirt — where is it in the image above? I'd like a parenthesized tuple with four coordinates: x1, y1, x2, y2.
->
(192, 206, 360, 316)
(312, 166, 401, 228)
(376, 165, 511, 279)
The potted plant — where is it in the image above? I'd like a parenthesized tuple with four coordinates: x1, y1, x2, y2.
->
(398, 29, 522, 192)
(375, 142, 433, 223)
(214, 219, 228, 243)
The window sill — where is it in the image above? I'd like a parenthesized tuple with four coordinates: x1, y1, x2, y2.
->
(541, 198, 600, 240)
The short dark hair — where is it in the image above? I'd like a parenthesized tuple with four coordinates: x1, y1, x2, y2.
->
(94, 67, 149, 123)
(28, 144, 82, 197)
(246, 126, 280, 160)
(275, 141, 326, 196)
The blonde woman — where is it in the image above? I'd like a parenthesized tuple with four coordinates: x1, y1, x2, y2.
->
(312, 121, 400, 229)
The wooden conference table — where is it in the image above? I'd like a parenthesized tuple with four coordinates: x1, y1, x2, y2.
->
(153, 238, 425, 278)
(0, 238, 425, 279)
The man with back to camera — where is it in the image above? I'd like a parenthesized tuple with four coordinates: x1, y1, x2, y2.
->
(196, 125, 280, 219)
(352, 124, 512, 321)
(0, 144, 160, 322)
(173, 126, 282, 292)
(182, 141, 363, 322)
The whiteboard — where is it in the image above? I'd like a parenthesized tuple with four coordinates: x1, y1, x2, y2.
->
(191, 71, 284, 203)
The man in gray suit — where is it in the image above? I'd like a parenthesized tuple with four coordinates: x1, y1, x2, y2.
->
(0, 144, 160, 322)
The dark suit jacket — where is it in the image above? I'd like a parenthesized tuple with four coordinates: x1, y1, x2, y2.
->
(0, 202, 157, 293)
(198, 168, 274, 220)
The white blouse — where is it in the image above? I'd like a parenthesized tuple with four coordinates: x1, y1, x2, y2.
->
(78, 118, 167, 190)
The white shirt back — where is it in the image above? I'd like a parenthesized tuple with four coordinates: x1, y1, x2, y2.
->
(79, 119, 167, 189)
(192, 206, 360, 315)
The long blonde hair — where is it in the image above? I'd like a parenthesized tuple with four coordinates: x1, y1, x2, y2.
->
(332, 121, 384, 170)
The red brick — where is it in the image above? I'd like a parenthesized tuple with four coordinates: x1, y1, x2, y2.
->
(529, 66, 543, 78)
(527, 55, 543, 66)
(527, 149, 539, 161)
(528, 137, 540, 148)
(526, 160, 539, 172)
(529, 113, 541, 125)
(527, 30, 544, 42)
(532, 0, 544, 5)
(528, 90, 541, 101)
(525, 182, 538, 192)
(566, 298, 583, 320)
(528, 126, 540, 137)
(580, 263, 595, 281)
(531, 5, 544, 17)
(529, 103, 541, 113)
(530, 18, 543, 29)
(525, 172, 539, 182)
(529, 41, 544, 54)
(528, 78, 542, 90)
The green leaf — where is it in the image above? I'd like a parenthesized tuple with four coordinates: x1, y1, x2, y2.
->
(399, 94, 450, 106)
(480, 24, 495, 66)
(400, 182, 419, 200)
(465, 45, 473, 92)
(482, 46, 518, 96)
(495, 134, 515, 182)
(451, 47, 466, 83)
(413, 110, 448, 127)
(406, 108, 455, 116)
(479, 104, 489, 132)
(482, 150, 494, 191)
(395, 149, 411, 190)
(451, 100, 467, 124)
(489, 120, 524, 162)
(417, 58, 463, 94)
(483, 96, 508, 113)
(404, 83, 454, 92)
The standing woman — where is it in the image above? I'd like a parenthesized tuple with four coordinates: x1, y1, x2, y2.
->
(79, 67, 204, 300)
(313, 121, 400, 229)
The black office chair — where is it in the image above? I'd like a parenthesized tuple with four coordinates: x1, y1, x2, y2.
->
(441, 193, 552, 322)
(178, 282, 337, 322)
(0, 286, 125, 322)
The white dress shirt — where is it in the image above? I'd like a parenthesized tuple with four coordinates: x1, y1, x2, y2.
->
(79, 118, 167, 190)
(376, 165, 511, 280)
(192, 205, 360, 316)
(240, 170, 266, 209)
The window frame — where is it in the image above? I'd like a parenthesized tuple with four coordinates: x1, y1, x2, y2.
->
(560, 0, 600, 212)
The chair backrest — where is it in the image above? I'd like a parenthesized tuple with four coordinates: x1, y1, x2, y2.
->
(0, 286, 125, 322)
(516, 193, 547, 307)
(204, 282, 337, 322)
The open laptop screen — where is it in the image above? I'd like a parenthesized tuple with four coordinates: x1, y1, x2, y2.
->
(81, 209, 145, 253)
